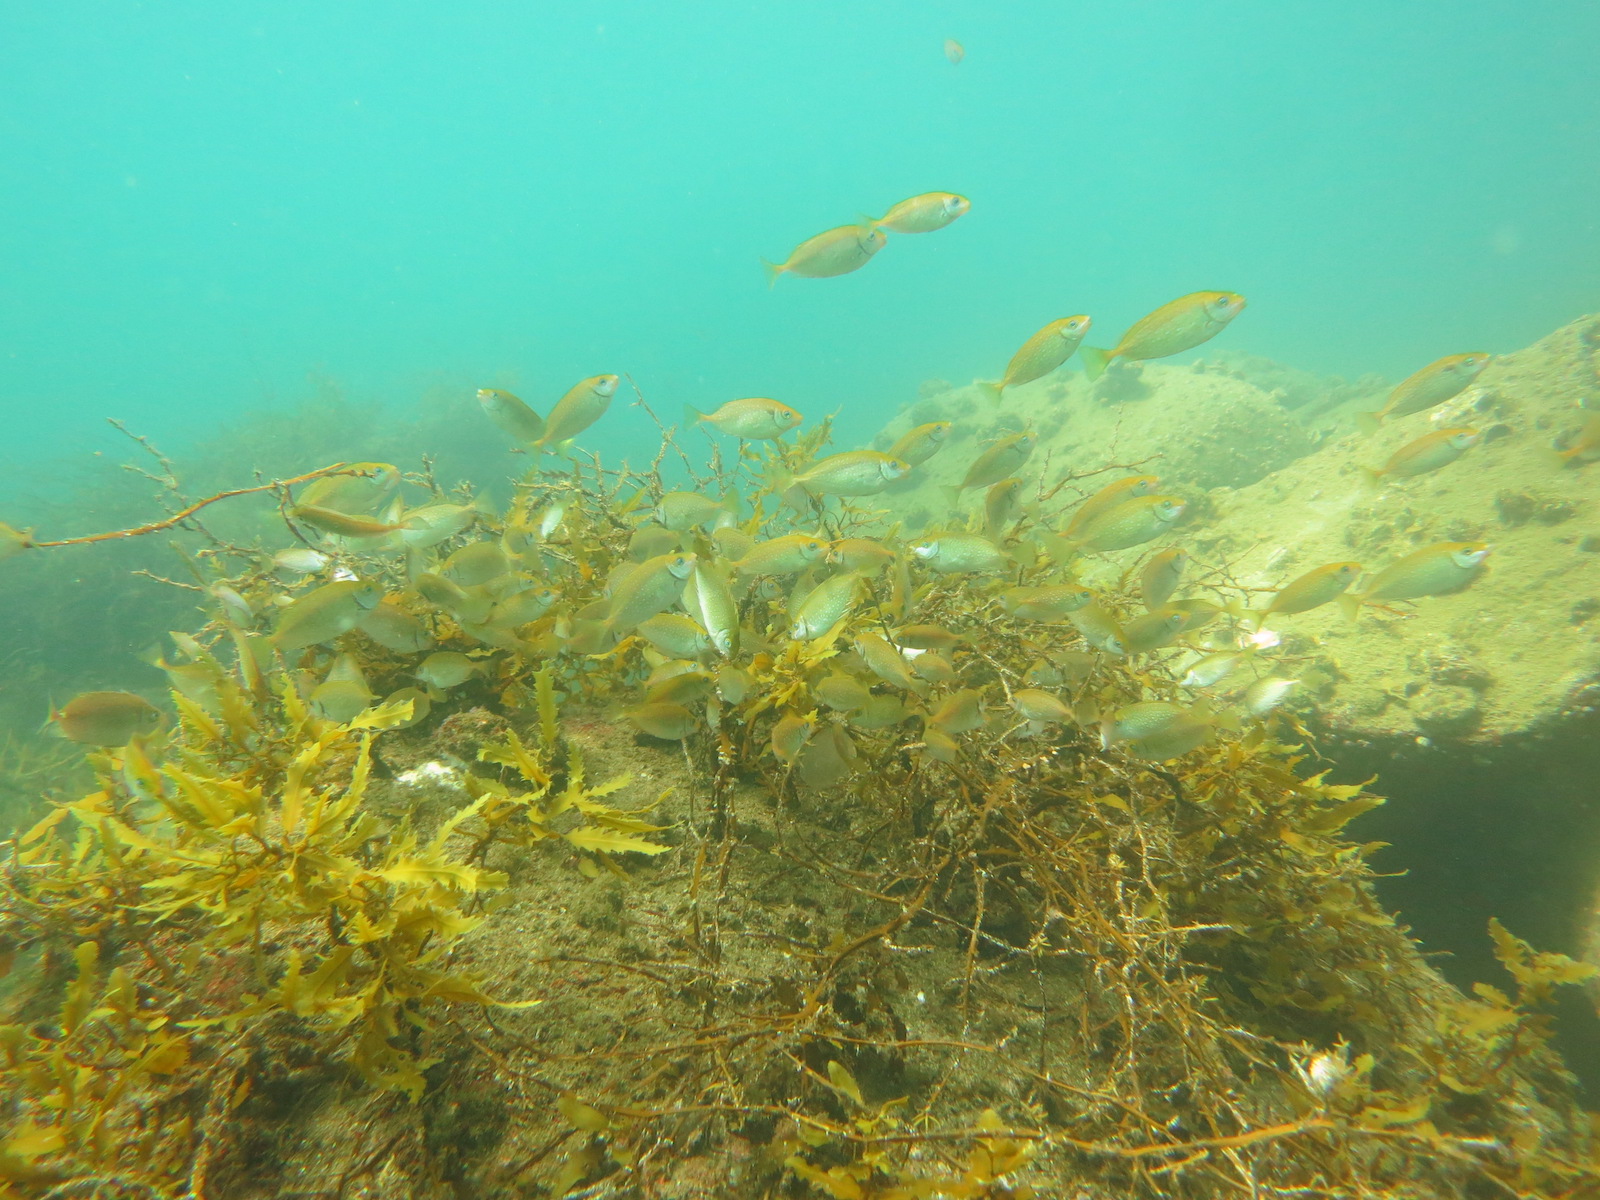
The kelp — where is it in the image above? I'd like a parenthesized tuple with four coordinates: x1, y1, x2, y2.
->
(0, 413, 1598, 1199)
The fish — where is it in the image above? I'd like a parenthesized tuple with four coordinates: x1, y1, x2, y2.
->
(795, 723, 858, 788)
(1065, 475, 1162, 537)
(0, 522, 34, 563)
(999, 584, 1094, 622)
(1100, 700, 1197, 749)
(358, 599, 436, 653)
(311, 654, 376, 722)
(1068, 603, 1127, 655)
(50, 691, 162, 746)
(538, 375, 620, 449)
(272, 547, 330, 576)
(1338, 542, 1491, 620)
(771, 712, 817, 763)
(920, 726, 960, 763)
(210, 584, 254, 627)
(414, 651, 484, 690)
(814, 673, 873, 713)
(1011, 688, 1073, 727)
(908, 532, 1008, 575)
(1556, 412, 1600, 464)
(297, 463, 401, 515)
(889, 422, 953, 467)
(629, 525, 681, 562)
(943, 37, 965, 64)
(440, 541, 511, 586)
(867, 192, 971, 235)
(637, 614, 713, 659)
(951, 432, 1037, 497)
(788, 451, 911, 499)
(273, 580, 384, 651)
(893, 624, 963, 650)
(978, 317, 1091, 400)
(717, 664, 756, 704)
(734, 533, 830, 578)
(487, 585, 559, 629)
(1121, 608, 1188, 655)
(292, 505, 411, 539)
(478, 388, 545, 445)
(626, 702, 698, 741)
(655, 491, 732, 532)
(1362, 428, 1480, 483)
(830, 538, 896, 573)
(712, 526, 757, 562)
(928, 689, 984, 734)
(983, 477, 1028, 538)
(789, 573, 864, 640)
(1249, 562, 1362, 626)
(1139, 548, 1188, 610)
(1241, 677, 1300, 716)
(686, 397, 802, 440)
(1081, 292, 1247, 380)
(851, 694, 910, 730)
(854, 633, 922, 691)
(908, 649, 956, 683)
(1125, 715, 1218, 761)
(396, 503, 481, 549)
(382, 686, 432, 729)
(762, 224, 887, 286)
(1179, 649, 1252, 689)
(415, 573, 494, 625)
(1357, 353, 1491, 433)
(644, 668, 716, 706)
(1055, 496, 1186, 554)
(681, 562, 740, 657)
(607, 552, 699, 634)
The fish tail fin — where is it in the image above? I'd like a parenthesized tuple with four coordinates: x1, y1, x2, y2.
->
(1040, 532, 1078, 569)
(1223, 597, 1260, 630)
(760, 259, 784, 289)
(858, 212, 885, 230)
(1336, 593, 1363, 623)
(1080, 346, 1111, 382)
(975, 380, 1004, 403)
(1355, 412, 1384, 436)
(683, 403, 706, 429)
(940, 484, 964, 508)
(1359, 465, 1385, 488)
(1213, 706, 1243, 734)
(564, 619, 612, 657)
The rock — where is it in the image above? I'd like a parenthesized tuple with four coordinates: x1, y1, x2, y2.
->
(1411, 684, 1482, 738)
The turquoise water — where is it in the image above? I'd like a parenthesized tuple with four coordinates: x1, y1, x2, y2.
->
(3, 2, 1597, 474)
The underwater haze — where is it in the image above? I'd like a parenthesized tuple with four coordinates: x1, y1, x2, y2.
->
(2, 1, 1598, 473)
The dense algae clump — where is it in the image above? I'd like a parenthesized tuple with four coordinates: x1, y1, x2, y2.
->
(0, 399, 1596, 1199)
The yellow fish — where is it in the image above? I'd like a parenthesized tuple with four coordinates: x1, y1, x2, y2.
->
(0, 522, 34, 563)
(1081, 292, 1247, 379)
(537, 375, 619, 449)
(478, 388, 545, 445)
(868, 192, 970, 235)
(1338, 542, 1489, 620)
(762, 224, 887, 286)
(1362, 428, 1480, 483)
(979, 316, 1091, 399)
(51, 691, 162, 746)
(686, 397, 802, 439)
(1066, 474, 1162, 536)
(1357, 353, 1490, 433)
